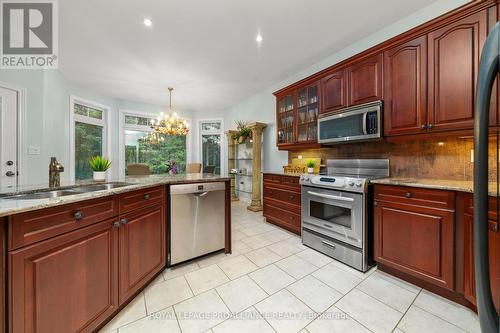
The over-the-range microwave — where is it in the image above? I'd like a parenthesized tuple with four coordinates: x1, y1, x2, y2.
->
(318, 101, 382, 144)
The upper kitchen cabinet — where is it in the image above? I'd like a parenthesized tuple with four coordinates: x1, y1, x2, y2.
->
(427, 10, 487, 132)
(276, 93, 296, 147)
(297, 83, 319, 143)
(320, 68, 347, 114)
(348, 53, 383, 106)
(384, 36, 427, 136)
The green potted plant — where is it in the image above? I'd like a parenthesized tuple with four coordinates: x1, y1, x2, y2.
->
(235, 120, 252, 143)
(306, 159, 316, 174)
(89, 156, 111, 182)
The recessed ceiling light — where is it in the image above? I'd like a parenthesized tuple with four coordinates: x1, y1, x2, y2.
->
(143, 18, 153, 27)
(256, 34, 263, 43)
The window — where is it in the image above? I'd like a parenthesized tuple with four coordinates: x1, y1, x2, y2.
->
(121, 111, 188, 175)
(71, 98, 108, 181)
(200, 120, 223, 175)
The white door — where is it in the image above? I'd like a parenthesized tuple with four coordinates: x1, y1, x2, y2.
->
(0, 86, 18, 188)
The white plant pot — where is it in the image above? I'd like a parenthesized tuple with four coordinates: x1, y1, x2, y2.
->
(93, 171, 107, 182)
(307, 167, 314, 174)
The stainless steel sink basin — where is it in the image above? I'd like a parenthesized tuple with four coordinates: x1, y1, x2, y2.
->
(3, 190, 81, 200)
(72, 182, 131, 192)
(1, 182, 133, 200)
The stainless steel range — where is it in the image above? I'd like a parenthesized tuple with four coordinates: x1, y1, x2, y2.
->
(300, 159, 389, 272)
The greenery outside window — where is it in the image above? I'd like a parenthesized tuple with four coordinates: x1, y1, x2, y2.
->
(200, 120, 223, 175)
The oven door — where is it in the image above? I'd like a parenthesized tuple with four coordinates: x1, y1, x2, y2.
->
(301, 186, 364, 248)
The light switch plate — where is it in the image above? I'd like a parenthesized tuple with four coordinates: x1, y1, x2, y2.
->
(28, 146, 40, 155)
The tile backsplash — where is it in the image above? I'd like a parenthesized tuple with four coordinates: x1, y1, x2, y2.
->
(288, 136, 500, 181)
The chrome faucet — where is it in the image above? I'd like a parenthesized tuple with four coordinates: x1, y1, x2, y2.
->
(49, 157, 64, 188)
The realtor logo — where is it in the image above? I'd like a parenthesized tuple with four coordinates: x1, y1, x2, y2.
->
(1, 0, 58, 68)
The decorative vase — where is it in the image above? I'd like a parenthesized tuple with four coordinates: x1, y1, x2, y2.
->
(307, 167, 314, 174)
(93, 171, 107, 182)
(238, 136, 246, 144)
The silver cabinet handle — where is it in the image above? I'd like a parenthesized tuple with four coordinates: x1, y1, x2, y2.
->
(307, 191, 354, 202)
(113, 221, 121, 228)
(322, 240, 336, 249)
(120, 218, 128, 225)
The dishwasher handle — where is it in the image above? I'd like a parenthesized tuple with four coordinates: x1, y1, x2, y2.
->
(192, 191, 209, 197)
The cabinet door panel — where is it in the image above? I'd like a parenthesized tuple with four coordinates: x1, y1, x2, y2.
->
(427, 10, 487, 131)
(463, 214, 500, 313)
(119, 203, 166, 303)
(10, 220, 118, 333)
(348, 54, 383, 105)
(374, 203, 454, 289)
(384, 36, 427, 136)
(321, 69, 347, 114)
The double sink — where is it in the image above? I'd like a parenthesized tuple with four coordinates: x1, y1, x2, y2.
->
(2, 182, 132, 200)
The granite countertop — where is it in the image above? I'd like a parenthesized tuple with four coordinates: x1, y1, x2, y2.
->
(262, 171, 302, 177)
(370, 177, 499, 197)
(0, 174, 230, 217)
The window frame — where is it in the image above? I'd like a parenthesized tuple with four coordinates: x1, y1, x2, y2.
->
(69, 95, 111, 182)
(118, 109, 192, 178)
(198, 118, 224, 175)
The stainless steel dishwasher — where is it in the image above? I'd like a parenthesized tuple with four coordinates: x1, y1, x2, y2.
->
(169, 182, 226, 265)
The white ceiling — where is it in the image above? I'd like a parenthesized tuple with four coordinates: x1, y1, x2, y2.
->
(59, 0, 438, 112)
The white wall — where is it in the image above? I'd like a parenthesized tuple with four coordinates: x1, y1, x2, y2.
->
(218, 0, 470, 173)
(0, 69, 194, 186)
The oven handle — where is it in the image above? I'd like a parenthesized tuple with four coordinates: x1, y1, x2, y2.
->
(307, 191, 355, 202)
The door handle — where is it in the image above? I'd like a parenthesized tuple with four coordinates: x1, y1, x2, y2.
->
(307, 191, 354, 202)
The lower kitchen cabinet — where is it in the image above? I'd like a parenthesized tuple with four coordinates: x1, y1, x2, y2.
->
(263, 173, 301, 235)
(9, 219, 119, 333)
(119, 203, 166, 302)
(374, 185, 455, 290)
(461, 195, 500, 313)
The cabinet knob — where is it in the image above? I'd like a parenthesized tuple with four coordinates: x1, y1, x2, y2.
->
(420, 124, 427, 130)
(405, 192, 412, 198)
(143, 194, 150, 200)
(491, 223, 498, 232)
(374, 201, 378, 207)
(113, 221, 121, 228)
(73, 211, 84, 220)
(120, 218, 128, 225)
(428, 124, 434, 129)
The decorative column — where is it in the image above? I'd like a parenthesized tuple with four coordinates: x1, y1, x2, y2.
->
(247, 122, 267, 212)
(225, 130, 239, 201)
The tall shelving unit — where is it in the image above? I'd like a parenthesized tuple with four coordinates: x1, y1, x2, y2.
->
(226, 122, 267, 211)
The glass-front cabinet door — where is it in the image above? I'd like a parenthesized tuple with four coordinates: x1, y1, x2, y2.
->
(297, 83, 319, 143)
(277, 94, 295, 145)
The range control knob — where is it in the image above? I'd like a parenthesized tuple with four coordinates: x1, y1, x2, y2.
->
(348, 181, 355, 187)
(356, 182, 363, 187)
(304, 176, 310, 181)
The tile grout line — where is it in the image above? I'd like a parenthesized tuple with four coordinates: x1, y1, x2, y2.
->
(390, 289, 422, 333)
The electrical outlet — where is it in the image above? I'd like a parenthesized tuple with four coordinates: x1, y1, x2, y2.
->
(28, 146, 40, 155)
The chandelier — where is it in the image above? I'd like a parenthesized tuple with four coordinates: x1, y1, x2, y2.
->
(150, 87, 189, 136)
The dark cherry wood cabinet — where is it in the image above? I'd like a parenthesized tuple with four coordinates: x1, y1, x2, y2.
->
(320, 69, 347, 114)
(427, 10, 487, 132)
(8, 185, 169, 333)
(9, 219, 119, 333)
(276, 93, 296, 147)
(296, 83, 319, 144)
(119, 203, 166, 303)
(384, 36, 427, 136)
(348, 53, 383, 106)
(461, 194, 500, 313)
(374, 185, 455, 290)
(263, 173, 301, 235)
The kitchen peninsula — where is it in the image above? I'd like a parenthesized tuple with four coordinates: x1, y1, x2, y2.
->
(0, 174, 231, 333)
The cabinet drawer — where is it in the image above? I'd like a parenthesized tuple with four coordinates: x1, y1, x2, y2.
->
(282, 175, 300, 187)
(463, 193, 498, 221)
(263, 186, 300, 206)
(263, 174, 282, 184)
(263, 203, 301, 231)
(119, 186, 165, 214)
(374, 185, 455, 210)
(9, 197, 118, 250)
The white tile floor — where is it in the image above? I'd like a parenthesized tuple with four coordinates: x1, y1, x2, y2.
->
(99, 201, 481, 333)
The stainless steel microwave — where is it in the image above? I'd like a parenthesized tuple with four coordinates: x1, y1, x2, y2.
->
(318, 101, 382, 144)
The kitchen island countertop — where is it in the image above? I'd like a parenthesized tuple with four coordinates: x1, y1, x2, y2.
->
(0, 174, 230, 217)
